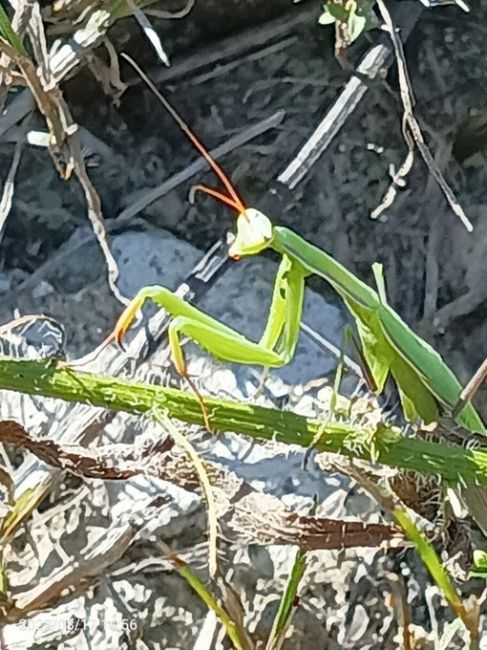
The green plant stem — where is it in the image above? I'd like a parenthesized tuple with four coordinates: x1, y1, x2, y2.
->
(0, 358, 487, 486)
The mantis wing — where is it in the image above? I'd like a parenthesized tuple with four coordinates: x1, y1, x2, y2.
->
(379, 305, 486, 433)
(343, 294, 443, 424)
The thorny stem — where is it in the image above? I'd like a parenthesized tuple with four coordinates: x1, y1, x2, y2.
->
(0, 358, 486, 488)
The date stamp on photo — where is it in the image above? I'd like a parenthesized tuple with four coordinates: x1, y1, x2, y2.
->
(19, 616, 138, 633)
(19, 617, 86, 634)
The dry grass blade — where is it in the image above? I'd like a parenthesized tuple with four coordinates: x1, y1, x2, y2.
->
(85, 38, 127, 102)
(151, 410, 219, 579)
(0, 137, 22, 242)
(387, 574, 413, 650)
(2, 494, 170, 622)
(0, 8, 125, 303)
(0, 38, 66, 164)
(23, 0, 51, 87)
(451, 0, 470, 11)
(369, 142, 414, 220)
(66, 121, 127, 304)
(0, 463, 13, 602)
(0, 419, 174, 481)
(0, 313, 64, 340)
(127, 0, 170, 66)
(374, 0, 472, 232)
(145, 0, 195, 20)
(278, 6, 422, 189)
(0, 412, 221, 576)
(0, 465, 14, 526)
(453, 355, 487, 419)
(216, 577, 255, 650)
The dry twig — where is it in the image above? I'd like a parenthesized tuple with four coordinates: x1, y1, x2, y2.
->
(372, 0, 472, 231)
(0, 420, 403, 552)
(278, 5, 422, 189)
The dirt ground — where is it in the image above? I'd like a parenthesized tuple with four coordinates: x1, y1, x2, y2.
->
(2, 1, 487, 647)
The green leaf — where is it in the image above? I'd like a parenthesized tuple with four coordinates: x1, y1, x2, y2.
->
(470, 550, 487, 577)
(320, 2, 350, 22)
(318, 8, 337, 25)
(347, 12, 367, 43)
(473, 550, 487, 570)
(327, 3, 350, 21)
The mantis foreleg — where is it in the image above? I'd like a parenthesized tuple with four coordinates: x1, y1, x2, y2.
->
(104, 256, 307, 428)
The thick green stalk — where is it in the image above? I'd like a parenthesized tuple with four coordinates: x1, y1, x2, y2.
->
(0, 357, 486, 486)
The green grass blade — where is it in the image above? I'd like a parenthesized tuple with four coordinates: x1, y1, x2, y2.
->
(265, 548, 307, 650)
(393, 507, 479, 647)
(0, 4, 26, 55)
(178, 565, 244, 650)
(157, 541, 246, 650)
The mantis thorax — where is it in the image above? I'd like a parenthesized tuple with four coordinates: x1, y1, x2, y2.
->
(228, 208, 274, 258)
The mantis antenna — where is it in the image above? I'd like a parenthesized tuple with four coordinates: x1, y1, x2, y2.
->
(121, 53, 247, 215)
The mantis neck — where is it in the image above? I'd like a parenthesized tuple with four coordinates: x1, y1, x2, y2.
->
(271, 226, 379, 310)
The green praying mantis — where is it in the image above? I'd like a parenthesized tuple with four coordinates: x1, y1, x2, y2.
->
(103, 55, 486, 436)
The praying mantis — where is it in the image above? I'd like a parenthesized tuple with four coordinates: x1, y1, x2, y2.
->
(104, 55, 486, 436)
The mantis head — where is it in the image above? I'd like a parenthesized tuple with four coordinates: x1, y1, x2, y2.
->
(228, 208, 273, 258)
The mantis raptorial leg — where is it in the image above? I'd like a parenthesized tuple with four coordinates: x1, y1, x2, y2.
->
(101, 255, 305, 430)
(104, 55, 485, 438)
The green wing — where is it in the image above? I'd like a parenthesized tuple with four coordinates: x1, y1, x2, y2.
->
(343, 285, 485, 434)
(344, 297, 439, 423)
(379, 305, 486, 434)
(343, 297, 392, 394)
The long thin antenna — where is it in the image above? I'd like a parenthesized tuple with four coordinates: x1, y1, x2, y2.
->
(122, 53, 246, 214)
(189, 184, 242, 212)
